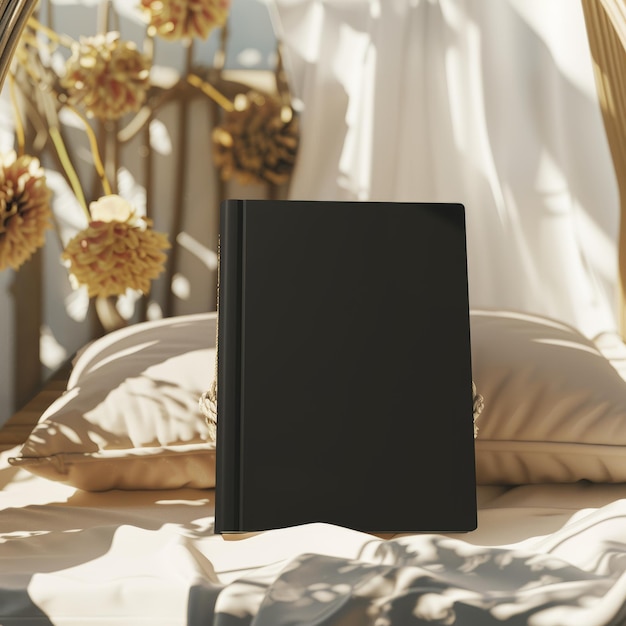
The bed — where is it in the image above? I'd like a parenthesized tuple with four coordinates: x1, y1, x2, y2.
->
(5, 0, 626, 624)
(4, 309, 626, 625)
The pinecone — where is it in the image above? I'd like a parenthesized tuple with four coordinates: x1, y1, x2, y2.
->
(212, 91, 299, 186)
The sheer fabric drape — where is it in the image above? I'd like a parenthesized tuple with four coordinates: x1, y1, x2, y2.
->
(270, 0, 619, 337)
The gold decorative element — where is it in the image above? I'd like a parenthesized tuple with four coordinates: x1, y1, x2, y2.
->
(62, 195, 170, 298)
(472, 382, 484, 438)
(212, 90, 299, 186)
(187, 72, 234, 112)
(0, 152, 52, 271)
(0, 1, 40, 90)
(140, 0, 231, 41)
(61, 32, 150, 121)
(198, 383, 217, 440)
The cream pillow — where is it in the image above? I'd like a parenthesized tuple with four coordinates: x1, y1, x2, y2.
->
(15, 307, 625, 489)
(9, 313, 217, 491)
(472, 310, 626, 484)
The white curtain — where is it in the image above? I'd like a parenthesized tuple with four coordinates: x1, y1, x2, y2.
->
(270, 0, 620, 338)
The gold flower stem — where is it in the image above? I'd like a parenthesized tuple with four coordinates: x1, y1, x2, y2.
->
(7, 74, 25, 156)
(27, 16, 75, 49)
(89, 121, 113, 197)
(187, 73, 234, 112)
(95, 296, 127, 332)
(65, 104, 112, 197)
(47, 126, 89, 219)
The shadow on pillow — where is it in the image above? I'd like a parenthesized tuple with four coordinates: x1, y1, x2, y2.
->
(471, 309, 626, 484)
(10, 313, 217, 491)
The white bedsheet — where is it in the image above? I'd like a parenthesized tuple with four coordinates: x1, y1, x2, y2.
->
(3, 446, 626, 625)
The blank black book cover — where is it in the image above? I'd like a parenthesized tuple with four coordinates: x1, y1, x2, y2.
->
(215, 200, 477, 533)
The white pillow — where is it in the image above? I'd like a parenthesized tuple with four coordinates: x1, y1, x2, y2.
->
(472, 310, 626, 484)
(9, 313, 217, 491)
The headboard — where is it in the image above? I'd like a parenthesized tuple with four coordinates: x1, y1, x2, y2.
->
(0, 1, 292, 420)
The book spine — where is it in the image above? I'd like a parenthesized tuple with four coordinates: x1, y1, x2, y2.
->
(214, 199, 244, 533)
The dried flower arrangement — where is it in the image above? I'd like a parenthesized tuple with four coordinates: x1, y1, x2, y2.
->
(1, 0, 298, 325)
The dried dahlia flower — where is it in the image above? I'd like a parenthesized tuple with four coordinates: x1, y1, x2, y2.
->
(141, 0, 230, 41)
(212, 91, 299, 186)
(62, 195, 170, 298)
(0, 152, 52, 271)
(61, 32, 150, 120)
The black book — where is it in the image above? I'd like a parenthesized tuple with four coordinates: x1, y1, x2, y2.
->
(215, 200, 477, 533)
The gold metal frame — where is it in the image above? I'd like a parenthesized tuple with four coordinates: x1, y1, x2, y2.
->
(0, 0, 38, 88)
(582, 0, 626, 338)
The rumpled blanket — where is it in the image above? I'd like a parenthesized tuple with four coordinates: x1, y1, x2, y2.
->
(3, 461, 626, 625)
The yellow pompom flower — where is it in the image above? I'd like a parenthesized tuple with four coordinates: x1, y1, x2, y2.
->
(61, 32, 150, 120)
(62, 195, 170, 298)
(0, 152, 52, 271)
(140, 0, 230, 41)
